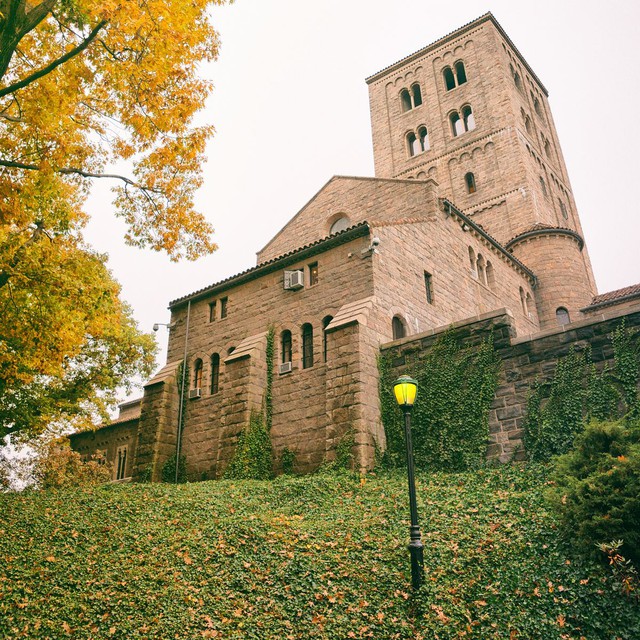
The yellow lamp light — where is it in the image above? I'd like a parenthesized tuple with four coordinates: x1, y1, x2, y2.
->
(393, 375, 418, 407)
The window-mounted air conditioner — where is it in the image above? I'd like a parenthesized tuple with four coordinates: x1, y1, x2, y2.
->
(284, 270, 304, 290)
(188, 388, 202, 399)
(279, 362, 293, 374)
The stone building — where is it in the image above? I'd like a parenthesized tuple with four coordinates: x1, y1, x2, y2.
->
(70, 13, 640, 480)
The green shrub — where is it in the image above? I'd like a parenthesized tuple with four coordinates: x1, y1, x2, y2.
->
(280, 447, 295, 474)
(548, 419, 640, 563)
(161, 453, 187, 483)
(224, 409, 273, 480)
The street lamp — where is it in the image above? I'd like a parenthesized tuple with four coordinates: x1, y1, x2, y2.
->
(393, 375, 424, 590)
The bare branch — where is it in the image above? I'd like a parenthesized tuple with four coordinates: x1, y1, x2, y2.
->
(0, 19, 107, 98)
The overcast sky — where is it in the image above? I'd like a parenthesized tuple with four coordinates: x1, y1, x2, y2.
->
(83, 0, 640, 398)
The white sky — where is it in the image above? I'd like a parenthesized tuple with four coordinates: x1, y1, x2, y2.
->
(83, 0, 640, 399)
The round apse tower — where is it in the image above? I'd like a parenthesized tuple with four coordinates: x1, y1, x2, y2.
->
(506, 225, 596, 330)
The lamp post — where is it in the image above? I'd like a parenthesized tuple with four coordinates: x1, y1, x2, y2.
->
(393, 375, 424, 590)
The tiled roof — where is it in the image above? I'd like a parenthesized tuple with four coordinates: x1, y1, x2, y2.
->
(583, 283, 640, 310)
(169, 222, 370, 308)
(505, 224, 584, 251)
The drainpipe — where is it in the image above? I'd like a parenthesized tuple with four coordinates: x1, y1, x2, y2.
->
(175, 299, 191, 483)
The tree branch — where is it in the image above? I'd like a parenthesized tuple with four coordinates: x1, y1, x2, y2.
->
(0, 19, 107, 98)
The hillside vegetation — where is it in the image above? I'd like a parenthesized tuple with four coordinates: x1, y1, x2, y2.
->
(1, 466, 638, 639)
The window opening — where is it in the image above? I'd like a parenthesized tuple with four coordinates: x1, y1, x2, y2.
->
(558, 199, 568, 220)
(417, 126, 429, 152)
(454, 60, 467, 85)
(308, 262, 318, 286)
(526, 293, 533, 318)
(544, 139, 552, 158)
(116, 446, 127, 480)
(329, 216, 350, 234)
(513, 71, 522, 91)
(407, 131, 418, 157)
(468, 246, 477, 276)
(302, 323, 314, 369)
(400, 89, 412, 112)
(533, 96, 543, 117)
(411, 84, 422, 107)
(193, 358, 203, 389)
(424, 272, 434, 304)
(465, 172, 476, 194)
(556, 307, 570, 326)
(220, 297, 228, 319)
(208, 301, 216, 322)
(524, 115, 532, 135)
(210, 353, 220, 393)
(443, 67, 456, 91)
(450, 112, 464, 136)
(392, 316, 406, 340)
(519, 287, 527, 313)
(539, 176, 548, 197)
(476, 254, 487, 285)
(281, 330, 292, 364)
(322, 316, 333, 362)
(462, 105, 475, 131)
(486, 261, 495, 288)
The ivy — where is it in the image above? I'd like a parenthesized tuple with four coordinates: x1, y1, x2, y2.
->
(525, 322, 640, 462)
(379, 332, 500, 472)
(161, 453, 187, 483)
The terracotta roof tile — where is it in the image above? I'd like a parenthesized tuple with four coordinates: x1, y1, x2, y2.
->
(588, 283, 640, 308)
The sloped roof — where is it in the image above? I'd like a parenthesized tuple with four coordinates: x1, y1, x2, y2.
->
(582, 283, 640, 311)
(505, 224, 584, 251)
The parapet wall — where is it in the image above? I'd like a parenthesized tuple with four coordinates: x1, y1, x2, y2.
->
(380, 304, 640, 461)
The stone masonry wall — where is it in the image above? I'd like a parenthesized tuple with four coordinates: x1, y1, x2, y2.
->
(381, 304, 640, 462)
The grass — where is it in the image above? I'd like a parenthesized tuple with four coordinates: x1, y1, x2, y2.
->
(0, 465, 638, 639)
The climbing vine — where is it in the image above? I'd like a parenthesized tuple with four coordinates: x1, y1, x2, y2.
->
(524, 321, 640, 461)
(224, 327, 275, 480)
(379, 332, 500, 472)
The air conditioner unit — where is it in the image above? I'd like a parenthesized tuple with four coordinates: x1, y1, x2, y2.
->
(188, 388, 202, 399)
(279, 362, 293, 374)
(284, 270, 304, 290)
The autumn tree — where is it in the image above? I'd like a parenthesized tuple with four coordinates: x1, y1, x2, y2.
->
(0, 0, 228, 437)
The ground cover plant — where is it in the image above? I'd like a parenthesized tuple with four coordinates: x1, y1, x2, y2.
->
(1, 466, 638, 639)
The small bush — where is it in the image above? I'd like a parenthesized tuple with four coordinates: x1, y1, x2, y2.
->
(161, 453, 187, 483)
(36, 440, 112, 489)
(224, 409, 273, 480)
(281, 447, 295, 475)
(548, 419, 640, 563)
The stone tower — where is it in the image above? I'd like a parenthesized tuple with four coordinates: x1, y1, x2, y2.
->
(366, 13, 597, 329)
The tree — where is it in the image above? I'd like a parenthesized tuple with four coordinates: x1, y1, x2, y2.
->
(0, 0, 229, 437)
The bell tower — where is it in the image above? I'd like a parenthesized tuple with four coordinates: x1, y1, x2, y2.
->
(366, 13, 597, 328)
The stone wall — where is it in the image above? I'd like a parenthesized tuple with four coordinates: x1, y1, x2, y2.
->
(381, 304, 640, 462)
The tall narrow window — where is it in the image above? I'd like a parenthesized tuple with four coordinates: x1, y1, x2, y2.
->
(465, 172, 476, 194)
(519, 287, 527, 313)
(418, 126, 429, 152)
(539, 176, 548, 197)
(524, 115, 532, 135)
(220, 297, 228, 318)
(281, 330, 292, 364)
(116, 446, 127, 480)
(193, 358, 203, 389)
(392, 316, 406, 340)
(468, 246, 477, 276)
(407, 131, 417, 157)
(443, 67, 456, 91)
(424, 272, 434, 304)
(462, 105, 475, 131)
(302, 323, 313, 369)
(308, 262, 318, 286)
(208, 301, 216, 322)
(558, 198, 568, 220)
(544, 139, 552, 159)
(450, 112, 463, 136)
(454, 60, 467, 85)
(486, 261, 495, 288)
(210, 353, 220, 393)
(322, 316, 333, 362)
(411, 83, 422, 107)
(476, 254, 487, 285)
(556, 307, 570, 326)
(526, 293, 533, 318)
(400, 89, 412, 112)
(513, 71, 522, 91)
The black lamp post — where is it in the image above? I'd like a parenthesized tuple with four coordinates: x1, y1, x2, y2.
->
(393, 375, 424, 590)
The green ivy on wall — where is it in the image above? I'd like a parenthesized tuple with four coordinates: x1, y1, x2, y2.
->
(525, 322, 640, 462)
(379, 332, 500, 472)
(224, 327, 275, 480)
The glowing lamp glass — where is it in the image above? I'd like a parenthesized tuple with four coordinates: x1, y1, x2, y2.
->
(393, 376, 418, 407)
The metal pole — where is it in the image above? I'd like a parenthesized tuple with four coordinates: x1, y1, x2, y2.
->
(175, 300, 191, 484)
(402, 406, 424, 589)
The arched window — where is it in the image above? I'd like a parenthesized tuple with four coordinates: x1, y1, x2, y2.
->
(302, 323, 313, 369)
(455, 60, 467, 85)
(465, 172, 476, 194)
(392, 316, 406, 340)
(193, 358, 203, 389)
(210, 353, 220, 394)
(486, 261, 495, 288)
(513, 71, 522, 91)
(411, 83, 422, 107)
(400, 89, 412, 112)
(407, 131, 417, 157)
(525, 293, 533, 317)
(519, 287, 527, 313)
(544, 139, 552, 159)
(322, 316, 333, 362)
(443, 67, 456, 91)
(524, 115, 532, 135)
(462, 105, 475, 131)
(476, 254, 487, 285)
(450, 111, 464, 136)
(468, 246, 476, 276)
(330, 215, 350, 234)
(556, 307, 570, 326)
(558, 198, 568, 220)
(539, 176, 548, 197)
(418, 126, 429, 152)
(281, 330, 292, 364)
